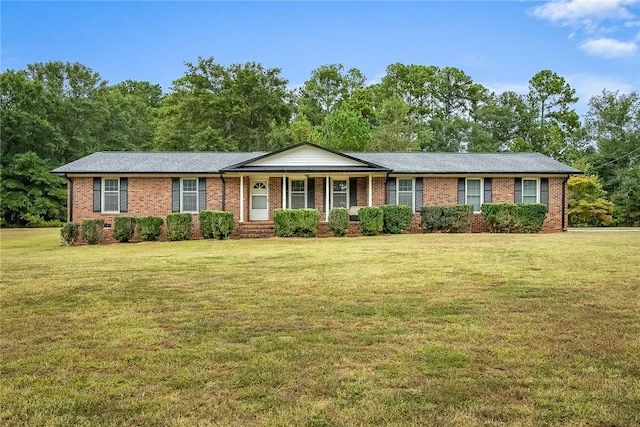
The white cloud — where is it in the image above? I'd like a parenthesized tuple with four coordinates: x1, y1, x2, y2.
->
(531, 0, 637, 24)
(580, 37, 638, 57)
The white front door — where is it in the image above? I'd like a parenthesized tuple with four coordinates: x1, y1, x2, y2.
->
(250, 180, 269, 221)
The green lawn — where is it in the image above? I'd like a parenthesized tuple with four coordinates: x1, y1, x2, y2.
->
(1, 229, 639, 426)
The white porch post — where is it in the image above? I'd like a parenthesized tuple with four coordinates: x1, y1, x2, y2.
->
(239, 175, 244, 223)
(368, 174, 373, 206)
(325, 175, 330, 222)
(282, 175, 287, 209)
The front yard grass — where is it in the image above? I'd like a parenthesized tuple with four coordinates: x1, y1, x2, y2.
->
(1, 228, 639, 426)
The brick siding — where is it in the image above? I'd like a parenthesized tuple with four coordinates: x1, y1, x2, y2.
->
(69, 174, 568, 243)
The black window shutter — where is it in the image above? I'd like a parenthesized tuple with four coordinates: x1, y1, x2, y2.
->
(540, 178, 549, 206)
(93, 177, 101, 212)
(514, 178, 522, 203)
(198, 177, 206, 212)
(284, 177, 288, 208)
(388, 177, 397, 205)
(307, 178, 315, 208)
(349, 178, 358, 207)
(414, 178, 423, 212)
(483, 178, 492, 204)
(172, 178, 180, 212)
(322, 178, 326, 208)
(119, 178, 128, 212)
(457, 178, 465, 205)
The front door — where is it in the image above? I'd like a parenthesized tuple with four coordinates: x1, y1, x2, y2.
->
(250, 180, 269, 221)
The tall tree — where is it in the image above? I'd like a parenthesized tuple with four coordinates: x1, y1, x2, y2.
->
(297, 64, 366, 126)
(516, 70, 581, 160)
(585, 90, 640, 225)
(154, 57, 292, 151)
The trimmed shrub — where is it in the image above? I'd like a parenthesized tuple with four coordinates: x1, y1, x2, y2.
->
(166, 213, 192, 241)
(482, 203, 548, 233)
(274, 209, 320, 237)
(113, 216, 137, 243)
(200, 210, 235, 240)
(358, 207, 383, 236)
(60, 222, 79, 246)
(421, 205, 473, 233)
(136, 216, 164, 241)
(80, 219, 104, 245)
(380, 204, 413, 234)
(328, 208, 349, 237)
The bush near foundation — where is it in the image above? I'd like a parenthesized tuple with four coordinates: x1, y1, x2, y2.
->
(420, 205, 473, 233)
(380, 205, 413, 234)
(166, 213, 192, 241)
(113, 217, 137, 243)
(328, 208, 349, 237)
(80, 219, 104, 245)
(200, 210, 235, 240)
(482, 203, 547, 233)
(274, 209, 320, 237)
(60, 222, 79, 246)
(136, 216, 164, 241)
(358, 207, 383, 236)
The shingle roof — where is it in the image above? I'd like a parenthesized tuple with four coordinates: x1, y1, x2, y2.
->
(351, 152, 583, 174)
(52, 150, 582, 175)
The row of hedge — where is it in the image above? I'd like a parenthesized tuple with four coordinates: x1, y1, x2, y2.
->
(274, 203, 547, 237)
(61, 203, 548, 244)
(60, 211, 235, 245)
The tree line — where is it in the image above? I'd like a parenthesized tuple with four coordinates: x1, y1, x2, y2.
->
(1, 58, 638, 227)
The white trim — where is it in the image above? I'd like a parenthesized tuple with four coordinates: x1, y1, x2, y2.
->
(325, 176, 330, 221)
(396, 177, 415, 212)
(282, 175, 287, 209)
(330, 178, 349, 209)
(465, 178, 483, 213)
(240, 175, 244, 222)
(102, 177, 120, 213)
(368, 175, 373, 206)
(288, 178, 307, 209)
(180, 178, 199, 213)
(522, 178, 540, 204)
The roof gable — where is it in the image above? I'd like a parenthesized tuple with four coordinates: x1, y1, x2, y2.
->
(221, 142, 389, 172)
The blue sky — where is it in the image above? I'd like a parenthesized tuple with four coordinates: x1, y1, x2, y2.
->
(2, 1, 639, 117)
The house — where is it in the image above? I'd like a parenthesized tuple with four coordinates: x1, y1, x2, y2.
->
(52, 142, 583, 238)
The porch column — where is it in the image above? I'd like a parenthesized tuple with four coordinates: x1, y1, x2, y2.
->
(368, 174, 373, 206)
(325, 175, 330, 221)
(240, 175, 244, 223)
(282, 175, 287, 209)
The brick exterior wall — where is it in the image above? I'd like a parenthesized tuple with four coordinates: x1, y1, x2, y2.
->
(68, 174, 568, 242)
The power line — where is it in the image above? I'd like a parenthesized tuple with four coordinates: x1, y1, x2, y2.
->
(590, 146, 640, 170)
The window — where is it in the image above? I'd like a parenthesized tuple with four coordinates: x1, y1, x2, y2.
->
(181, 178, 198, 212)
(332, 179, 348, 208)
(466, 179, 482, 212)
(397, 178, 414, 209)
(103, 178, 119, 213)
(522, 179, 538, 203)
(290, 179, 306, 209)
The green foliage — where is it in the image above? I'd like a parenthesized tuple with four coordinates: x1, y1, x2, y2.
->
(482, 203, 548, 233)
(112, 216, 137, 243)
(358, 207, 383, 236)
(420, 205, 473, 233)
(199, 210, 235, 240)
(328, 208, 349, 237)
(80, 219, 104, 245)
(380, 205, 413, 234)
(166, 213, 192, 241)
(60, 222, 79, 246)
(0, 152, 67, 227)
(136, 216, 164, 241)
(568, 175, 614, 227)
(154, 57, 292, 152)
(274, 209, 320, 237)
